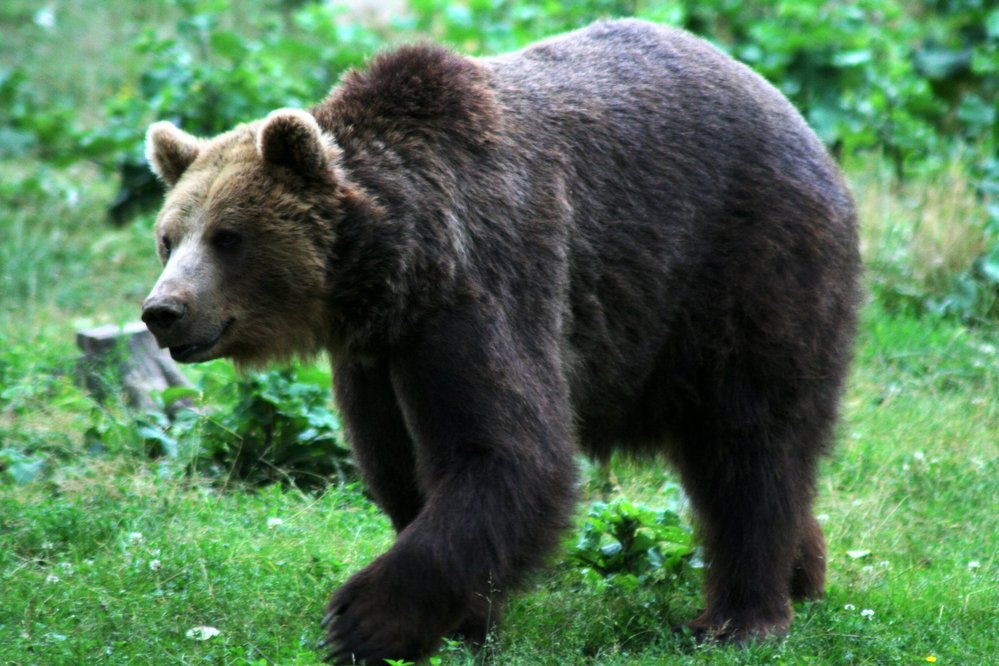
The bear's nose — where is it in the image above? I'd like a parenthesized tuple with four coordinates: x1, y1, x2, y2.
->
(142, 297, 186, 334)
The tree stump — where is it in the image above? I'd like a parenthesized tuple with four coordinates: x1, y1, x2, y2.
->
(76, 322, 193, 414)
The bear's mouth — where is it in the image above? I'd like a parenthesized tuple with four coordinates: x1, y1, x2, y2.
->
(169, 319, 233, 363)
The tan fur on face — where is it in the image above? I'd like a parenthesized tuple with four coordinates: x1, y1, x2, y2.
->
(145, 119, 341, 367)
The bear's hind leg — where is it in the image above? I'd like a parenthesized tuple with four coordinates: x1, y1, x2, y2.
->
(790, 512, 826, 601)
(675, 416, 823, 642)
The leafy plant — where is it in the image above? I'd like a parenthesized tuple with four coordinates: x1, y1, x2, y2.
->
(0, 67, 78, 162)
(137, 363, 353, 489)
(0, 448, 46, 485)
(568, 496, 696, 591)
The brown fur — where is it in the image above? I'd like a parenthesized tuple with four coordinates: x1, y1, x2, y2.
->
(142, 20, 861, 664)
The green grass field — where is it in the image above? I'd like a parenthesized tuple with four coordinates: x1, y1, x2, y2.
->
(3, 297, 995, 665)
(2, 2, 996, 664)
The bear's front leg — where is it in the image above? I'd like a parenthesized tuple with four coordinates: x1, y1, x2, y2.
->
(322, 307, 577, 664)
(321, 530, 470, 663)
(333, 358, 423, 533)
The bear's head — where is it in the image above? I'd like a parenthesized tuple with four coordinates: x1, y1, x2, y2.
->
(142, 109, 342, 366)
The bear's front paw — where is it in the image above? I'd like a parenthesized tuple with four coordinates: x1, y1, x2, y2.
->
(320, 561, 456, 664)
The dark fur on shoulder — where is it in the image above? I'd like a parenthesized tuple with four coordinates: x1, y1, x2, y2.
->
(142, 19, 861, 664)
(315, 44, 500, 150)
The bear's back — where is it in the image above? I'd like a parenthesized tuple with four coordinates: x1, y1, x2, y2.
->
(480, 21, 859, 448)
(483, 19, 839, 207)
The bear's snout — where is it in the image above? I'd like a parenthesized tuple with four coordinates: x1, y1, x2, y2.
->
(142, 295, 186, 337)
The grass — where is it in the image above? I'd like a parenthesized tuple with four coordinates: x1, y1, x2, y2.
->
(2, 2, 997, 664)
(0, 469, 391, 664)
(1, 170, 995, 665)
(853, 153, 996, 316)
(1, 303, 996, 665)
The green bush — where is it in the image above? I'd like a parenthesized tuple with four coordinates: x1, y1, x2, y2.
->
(0, 447, 46, 485)
(137, 363, 353, 489)
(681, 1, 995, 170)
(0, 68, 77, 163)
(567, 495, 696, 590)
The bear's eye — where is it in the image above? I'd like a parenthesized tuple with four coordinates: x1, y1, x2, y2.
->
(211, 230, 241, 252)
(161, 236, 172, 261)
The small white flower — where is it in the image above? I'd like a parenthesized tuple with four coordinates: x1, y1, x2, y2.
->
(41, 541, 55, 550)
(58, 562, 74, 573)
(847, 549, 871, 559)
(127, 532, 144, 544)
(33, 7, 56, 30)
(816, 513, 830, 523)
(267, 517, 284, 529)
(913, 451, 925, 462)
(149, 559, 162, 571)
(46, 574, 60, 584)
(844, 603, 856, 611)
(186, 626, 221, 641)
(860, 608, 874, 619)
(967, 560, 981, 569)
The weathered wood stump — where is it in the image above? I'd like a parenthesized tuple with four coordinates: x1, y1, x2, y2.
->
(76, 322, 193, 414)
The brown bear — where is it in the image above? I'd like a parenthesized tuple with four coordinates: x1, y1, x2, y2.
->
(141, 19, 861, 664)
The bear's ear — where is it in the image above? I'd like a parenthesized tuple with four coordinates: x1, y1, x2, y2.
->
(145, 121, 201, 187)
(257, 108, 337, 177)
